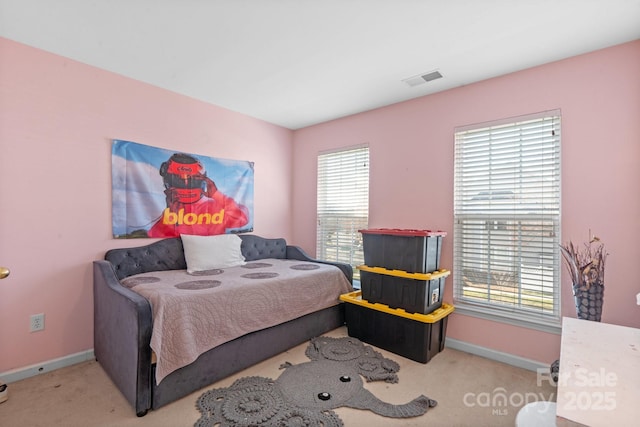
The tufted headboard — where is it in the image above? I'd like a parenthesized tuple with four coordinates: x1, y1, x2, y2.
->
(239, 235, 286, 261)
(105, 235, 288, 280)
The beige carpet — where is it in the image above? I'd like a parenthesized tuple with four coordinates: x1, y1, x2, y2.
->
(0, 327, 557, 427)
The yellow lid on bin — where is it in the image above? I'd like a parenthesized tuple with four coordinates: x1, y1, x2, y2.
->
(357, 265, 450, 281)
(339, 290, 454, 323)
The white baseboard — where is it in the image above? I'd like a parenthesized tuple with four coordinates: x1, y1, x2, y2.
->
(1, 339, 549, 385)
(445, 338, 549, 372)
(1, 349, 95, 384)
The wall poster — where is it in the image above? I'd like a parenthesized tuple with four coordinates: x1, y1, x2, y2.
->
(112, 140, 254, 238)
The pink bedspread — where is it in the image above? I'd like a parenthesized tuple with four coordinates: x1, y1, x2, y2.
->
(121, 259, 353, 384)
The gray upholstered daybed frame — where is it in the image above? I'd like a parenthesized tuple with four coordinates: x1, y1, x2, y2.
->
(93, 234, 352, 416)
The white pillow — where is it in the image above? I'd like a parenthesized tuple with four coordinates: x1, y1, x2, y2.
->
(180, 234, 246, 273)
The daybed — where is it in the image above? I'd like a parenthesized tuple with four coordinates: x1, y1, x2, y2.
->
(93, 234, 353, 416)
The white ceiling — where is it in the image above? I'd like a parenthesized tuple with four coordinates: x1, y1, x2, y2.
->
(1, 1, 639, 129)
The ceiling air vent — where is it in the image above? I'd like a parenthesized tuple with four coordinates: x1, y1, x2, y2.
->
(402, 70, 443, 87)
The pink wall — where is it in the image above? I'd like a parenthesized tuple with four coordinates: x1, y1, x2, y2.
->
(1, 36, 638, 375)
(0, 38, 294, 372)
(292, 40, 640, 364)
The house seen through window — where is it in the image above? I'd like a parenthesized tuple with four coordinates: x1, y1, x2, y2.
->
(453, 111, 561, 331)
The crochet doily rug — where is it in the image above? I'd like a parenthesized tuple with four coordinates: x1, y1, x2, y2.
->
(195, 336, 437, 426)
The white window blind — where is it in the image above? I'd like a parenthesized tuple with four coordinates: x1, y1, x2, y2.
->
(453, 111, 561, 328)
(317, 145, 369, 277)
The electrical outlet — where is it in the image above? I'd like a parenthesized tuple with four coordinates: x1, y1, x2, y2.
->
(30, 313, 45, 332)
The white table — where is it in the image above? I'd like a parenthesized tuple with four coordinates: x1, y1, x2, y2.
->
(556, 317, 640, 426)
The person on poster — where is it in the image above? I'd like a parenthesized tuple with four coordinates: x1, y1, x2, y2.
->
(147, 153, 249, 237)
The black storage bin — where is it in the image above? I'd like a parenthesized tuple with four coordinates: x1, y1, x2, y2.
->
(359, 228, 446, 273)
(359, 266, 450, 315)
(340, 291, 454, 364)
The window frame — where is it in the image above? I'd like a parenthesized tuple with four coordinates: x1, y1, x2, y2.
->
(453, 110, 562, 333)
(316, 144, 369, 281)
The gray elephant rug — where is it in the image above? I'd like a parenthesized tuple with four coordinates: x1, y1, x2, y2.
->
(195, 336, 437, 426)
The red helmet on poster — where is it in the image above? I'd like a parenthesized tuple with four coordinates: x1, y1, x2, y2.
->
(160, 153, 216, 203)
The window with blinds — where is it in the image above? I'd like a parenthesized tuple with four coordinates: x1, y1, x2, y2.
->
(317, 145, 369, 279)
(453, 111, 561, 329)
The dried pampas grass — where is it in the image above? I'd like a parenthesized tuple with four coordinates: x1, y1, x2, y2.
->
(560, 231, 607, 291)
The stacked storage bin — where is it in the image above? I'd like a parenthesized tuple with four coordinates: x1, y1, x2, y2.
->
(340, 228, 453, 363)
